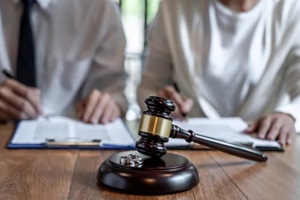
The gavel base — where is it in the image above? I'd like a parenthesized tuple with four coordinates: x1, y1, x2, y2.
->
(97, 150, 199, 195)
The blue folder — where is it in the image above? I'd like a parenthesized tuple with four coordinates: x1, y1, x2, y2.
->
(7, 121, 136, 150)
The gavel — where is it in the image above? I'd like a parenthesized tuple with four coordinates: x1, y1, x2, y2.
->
(135, 96, 268, 162)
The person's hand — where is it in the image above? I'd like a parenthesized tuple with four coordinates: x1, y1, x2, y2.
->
(157, 86, 193, 120)
(245, 112, 296, 145)
(76, 89, 121, 124)
(0, 79, 42, 121)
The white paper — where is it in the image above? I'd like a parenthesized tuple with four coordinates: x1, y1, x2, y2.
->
(11, 116, 134, 146)
(167, 117, 281, 148)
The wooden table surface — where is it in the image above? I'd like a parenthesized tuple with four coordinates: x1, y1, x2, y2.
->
(0, 123, 299, 200)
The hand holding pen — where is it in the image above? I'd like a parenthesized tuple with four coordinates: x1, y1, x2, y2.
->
(0, 70, 42, 121)
(157, 83, 193, 120)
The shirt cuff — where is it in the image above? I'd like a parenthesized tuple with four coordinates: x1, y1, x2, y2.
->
(275, 104, 300, 133)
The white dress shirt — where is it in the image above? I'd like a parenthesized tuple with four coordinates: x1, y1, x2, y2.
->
(0, 0, 127, 116)
(138, 0, 300, 131)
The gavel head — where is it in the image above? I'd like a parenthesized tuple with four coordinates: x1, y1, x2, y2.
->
(135, 96, 175, 158)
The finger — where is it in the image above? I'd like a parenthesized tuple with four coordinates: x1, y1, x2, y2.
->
(4, 79, 30, 97)
(170, 109, 185, 119)
(257, 116, 272, 139)
(0, 110, 14, 121)
(0, 103, 14, 120)
(164, 86, 185, 105)
(82, 90, 102, 123)
(166, 87, 193, 117)
(100, 104, 115, 124)
(158, 86, 184, 106)
(158, 88, 185, 119)
(99, 94, 121, 124)
(27, 88, 42, 115)
(107, 107, 120, 122)
(76, 101, 84, 119)
(91, 93, 110, 124)
(278, 128, 289, 145)
(4, 80, 41, 115)
(157, 90, 167, 98)
(0, 112, 8, 121)
(245, 123, 258, 134)
(0, 86, 37, 118)
(159, 86, 189, 118)
(266, 119, 281, 141)
(181, 97, 193, 113)
(0, 100, 27, 120)
(286, 130, 294, 145)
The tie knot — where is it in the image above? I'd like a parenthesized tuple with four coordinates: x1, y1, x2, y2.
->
(22, 0, 35, 9)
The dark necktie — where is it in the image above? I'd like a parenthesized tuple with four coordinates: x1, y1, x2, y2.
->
(16, 0, 36, 87)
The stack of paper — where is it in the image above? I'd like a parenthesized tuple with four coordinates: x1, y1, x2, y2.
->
(10, 116, 135, 148)
(167, 117, 282, 151)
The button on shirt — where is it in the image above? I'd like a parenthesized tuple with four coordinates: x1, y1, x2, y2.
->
(0, 0, 127, 116)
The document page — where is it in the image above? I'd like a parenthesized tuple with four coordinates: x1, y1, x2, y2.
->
(11, 116, 135, 147)
(167, 117, 282, 149)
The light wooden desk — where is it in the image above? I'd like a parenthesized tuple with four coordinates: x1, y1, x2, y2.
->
(0, 123, 299, 200)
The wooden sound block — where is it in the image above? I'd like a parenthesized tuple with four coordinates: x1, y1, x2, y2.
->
(97, 150, 199, 195)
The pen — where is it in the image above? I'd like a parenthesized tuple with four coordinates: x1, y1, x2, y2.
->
(173, 82, 188, 118)
(2, 69, 16, 80)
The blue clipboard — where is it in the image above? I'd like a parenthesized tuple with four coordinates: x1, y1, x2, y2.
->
(6, 121, 136, 150)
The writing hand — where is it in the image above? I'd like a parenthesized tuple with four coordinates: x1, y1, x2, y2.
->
(245, 112, 296, 145)
(76, 89, 121, 124)
(157, 86, 193, 120)
(0, 79, 42, 121)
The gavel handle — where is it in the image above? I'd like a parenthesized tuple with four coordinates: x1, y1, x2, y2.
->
(170, 125, 268, 162)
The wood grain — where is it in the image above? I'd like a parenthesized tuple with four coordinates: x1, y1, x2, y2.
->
(69, 150, 246, 200)
(275, 136, 300, 173)
(210, 151, 300, 200)
(0, 124, 299, 200)
(0, 125, 78, 200)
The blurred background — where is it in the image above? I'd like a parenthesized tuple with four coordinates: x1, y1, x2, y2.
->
(115, 0, 161, 120)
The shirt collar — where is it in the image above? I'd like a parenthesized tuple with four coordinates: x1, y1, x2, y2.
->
(11, 0, 53, 9)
